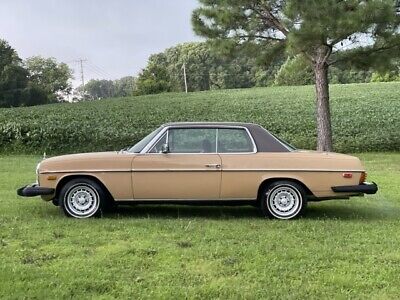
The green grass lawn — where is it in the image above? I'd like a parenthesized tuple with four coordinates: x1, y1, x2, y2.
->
(1, 153, 399, 299)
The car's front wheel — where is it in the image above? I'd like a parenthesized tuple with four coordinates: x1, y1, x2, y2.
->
(260, 181, 307, 220)
(59, 178, 106, 218)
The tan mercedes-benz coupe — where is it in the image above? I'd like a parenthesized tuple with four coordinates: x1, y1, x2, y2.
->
(17, 122, 377, 219)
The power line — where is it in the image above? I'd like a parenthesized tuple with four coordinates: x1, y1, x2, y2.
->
(82, 63, 115, 98)
(86, 63, 109, 78)
(68, 59, 118, 98)
(85, 64, 110, 79)
(86, 61, 114, 79)
(68, 60, 112, 83)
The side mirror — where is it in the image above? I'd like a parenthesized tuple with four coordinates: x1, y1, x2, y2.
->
(161, 144, 169, 154)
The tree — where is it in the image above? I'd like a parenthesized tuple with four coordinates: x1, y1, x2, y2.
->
(0, 39, 26, 107)
(0, 39, 21, 70)
(25, 56, 73, 101)
(192, 0, 400, 151)
(135, 42, 277, 95)
(114, 76, 136, 97)
(135, 53, 172, 95)
(79, 76, 136, 100)
(0, 39, 48, 107)
(81, 79, 115, 99)
(165, 43, 214, 91)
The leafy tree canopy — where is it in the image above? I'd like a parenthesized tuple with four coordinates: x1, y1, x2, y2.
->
(80, 76, 136, 100)
(0, 40, 73, 107)
(135, 42, 282, 95)
(25, 56, 73, 101)
(0, 40, 47, 107)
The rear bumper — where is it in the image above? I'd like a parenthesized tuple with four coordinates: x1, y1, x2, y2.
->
(331, 182, 378, 195)
(17, 184, 55, 197)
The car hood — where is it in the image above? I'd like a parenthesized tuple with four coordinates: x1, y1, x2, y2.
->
(43, 151, 128, 162)
(39, 151, 136, 173)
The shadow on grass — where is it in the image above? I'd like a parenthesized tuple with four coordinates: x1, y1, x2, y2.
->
(98, 201, 398, 221)
(305, 202, 398, 221)
(107, 204, 260, 219)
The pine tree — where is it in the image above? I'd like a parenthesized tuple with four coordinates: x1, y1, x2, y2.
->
(192, 0, 400, 151)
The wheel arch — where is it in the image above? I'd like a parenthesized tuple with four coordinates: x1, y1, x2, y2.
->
(55, 174, 114, 202)
(257, 177, 314, 203)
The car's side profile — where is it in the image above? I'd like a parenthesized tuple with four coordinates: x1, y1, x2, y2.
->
(17, 122, 377, 219)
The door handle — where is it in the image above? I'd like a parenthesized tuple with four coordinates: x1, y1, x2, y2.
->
(205, 164, 221, 169)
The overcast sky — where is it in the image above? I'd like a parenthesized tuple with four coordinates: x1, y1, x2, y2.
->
(0, 0, 200, 86)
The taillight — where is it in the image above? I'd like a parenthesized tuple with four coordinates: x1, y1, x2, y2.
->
(359, 172, 367, 184)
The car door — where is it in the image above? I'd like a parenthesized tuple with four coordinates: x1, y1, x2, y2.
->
(218, 127, 259, 200)
(132, 127, 222, 200)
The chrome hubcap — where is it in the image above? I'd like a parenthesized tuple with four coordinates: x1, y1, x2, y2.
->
(65, 185, 99, 218)
(268, 185, 301, 218)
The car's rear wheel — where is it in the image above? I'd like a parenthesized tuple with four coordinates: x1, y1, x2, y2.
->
(59, 178, 106, 218)
(260, 181, 307, 220)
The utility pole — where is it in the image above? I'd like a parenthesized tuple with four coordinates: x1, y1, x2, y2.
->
(131, 77, 135, 96)
(182, 63, 188, 93)
(74, 59, 87, 98)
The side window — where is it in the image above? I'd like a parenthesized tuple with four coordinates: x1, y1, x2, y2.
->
(149, 132, 167, 153)
(168, 128, 216, 153)
(217, 128, 254, 153)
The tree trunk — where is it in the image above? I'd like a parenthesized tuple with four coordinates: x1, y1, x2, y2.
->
(313, 55, 333, 152)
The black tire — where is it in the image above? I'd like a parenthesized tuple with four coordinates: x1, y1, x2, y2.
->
(260, 180, 307, 220)
(104, 199, 118, 212)
(59, 178, 106, 218)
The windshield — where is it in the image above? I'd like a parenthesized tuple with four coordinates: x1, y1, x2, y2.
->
(127, 126, 163, 153)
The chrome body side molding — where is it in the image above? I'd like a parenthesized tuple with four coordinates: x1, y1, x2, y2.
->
(115, 197, 257, 201)
(40, 168, 365, 174)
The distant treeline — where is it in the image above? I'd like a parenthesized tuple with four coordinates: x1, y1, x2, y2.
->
(130, 42, 399, 96)
(78, 76, 135, 100)
(82, 42, 399, 99)
(2, 36, 398, 106)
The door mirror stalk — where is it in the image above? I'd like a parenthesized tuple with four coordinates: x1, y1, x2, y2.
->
(161, 144, 169, 154)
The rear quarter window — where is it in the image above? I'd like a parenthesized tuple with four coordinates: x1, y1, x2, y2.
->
(217, 128, 253, 153)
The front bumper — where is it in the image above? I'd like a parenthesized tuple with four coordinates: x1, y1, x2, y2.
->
(331, 182, 378, 195)
(17, 184, 55, 197)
